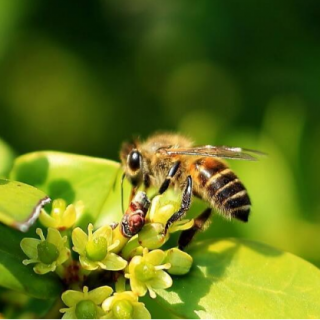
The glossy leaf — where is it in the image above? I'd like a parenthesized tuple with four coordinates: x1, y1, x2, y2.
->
(0, 179, 50, 232)
(154, 239, 320, 319)
(10, 152, 122, 229)
(0, 223, 62, 299)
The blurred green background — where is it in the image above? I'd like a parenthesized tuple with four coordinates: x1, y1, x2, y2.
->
(0, 0, 319, 272)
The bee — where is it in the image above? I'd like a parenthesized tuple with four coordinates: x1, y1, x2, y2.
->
(120, 133, 262, 234)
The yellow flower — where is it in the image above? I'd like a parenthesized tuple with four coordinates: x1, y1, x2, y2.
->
(125, 248, 172, 298)
(137, 195, 194, 249)
(102, 291, 151, 319)
(20, 228, 70, 274)
(72, 224, 127, 271)
(39, 199, 83, 230)
(60, 286, 113, 319)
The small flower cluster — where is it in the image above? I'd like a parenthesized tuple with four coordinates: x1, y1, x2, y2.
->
(20, 192, 194, 319)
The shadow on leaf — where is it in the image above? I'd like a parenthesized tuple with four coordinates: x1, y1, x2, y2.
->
(14, 157, 49, 187)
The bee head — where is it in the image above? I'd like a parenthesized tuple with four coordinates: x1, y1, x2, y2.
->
(120, 142, 144, 187)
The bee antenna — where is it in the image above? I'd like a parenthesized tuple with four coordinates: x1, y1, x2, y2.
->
(121, 172, 126, 215)
(131, 135, 141, 147)
(113, 166, 122, 191)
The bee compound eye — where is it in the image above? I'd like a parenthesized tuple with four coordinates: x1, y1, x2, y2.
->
(128, 151, 141, 171)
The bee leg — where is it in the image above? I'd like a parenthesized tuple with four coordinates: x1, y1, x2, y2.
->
(165, 175, 192, 233)
(178, 208, 212, 250)
(143, 173, 151, 190)
(158, 161, 181, 195)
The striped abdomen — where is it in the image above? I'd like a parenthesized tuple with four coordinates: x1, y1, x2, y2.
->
(191, 157, 251, 222)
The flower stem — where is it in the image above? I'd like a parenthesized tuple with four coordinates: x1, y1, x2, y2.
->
(110, 225, 129, 254)
(115, 274, 126, 293)
(121, 236, 143, 260)
(55, 265, 66, 279)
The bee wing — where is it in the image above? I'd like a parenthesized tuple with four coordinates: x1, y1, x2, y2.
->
(157, 145, 265, 161)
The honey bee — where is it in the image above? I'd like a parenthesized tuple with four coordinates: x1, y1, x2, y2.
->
(120, 133, 262, 234)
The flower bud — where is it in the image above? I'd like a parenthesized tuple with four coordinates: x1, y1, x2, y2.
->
(60, 286, 113, 319)
(149, 195, 177, 225)
(39, 198, 80, 230)
(121, 236, 143, 260)
(111, 224, 129, 254)
(138, 223, 168, 249)
(51, 199, 67, 218)
(164, 248, 193, 275)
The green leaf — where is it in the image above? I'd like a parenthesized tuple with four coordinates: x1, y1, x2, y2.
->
(0, 179, 50, 231)
(9, 152, 123, 229)
(0, 223, 62, 299)
(0, 138, 16, 178)
(154, 239, 320, 319)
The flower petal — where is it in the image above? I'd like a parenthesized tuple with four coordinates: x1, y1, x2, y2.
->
(33, 263, 56, 274)
(116, 291, 137, 302)
(128, 256, 142, 274)
(169, 219, 194, 233)
(138, 224, 166, 250)
(102, 292, 137, 312)
(79, 256, 99, 271)
(56, 247, 71, 265)
(100, 253, 127, 271)
(93, 225, 112, 245)
(145, 250, 165, 266)
(62, 204, 77, 229)
(156, 204, 175, 225)
(148, 195, 161, 222)
(72, 228, 88, 255)
(88, 286, 113, 304)
(132, 303, 151, 319)
(20, 238, 41, 259)
(39, 210, 58, 228)
(148, 270, 172, 289)
(100, 311, 114, 319)
(47, 228, 62, 245)
(61, 290, 84, 307)
(61, 307, 77, 319)
(130, 277, 147, 297)
(96, 306, 105, 318)
(101, 296, 114, 312)
(22, 258, 38, 266)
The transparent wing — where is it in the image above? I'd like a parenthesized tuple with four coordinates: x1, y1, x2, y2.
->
(157, 145, 266, 161)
